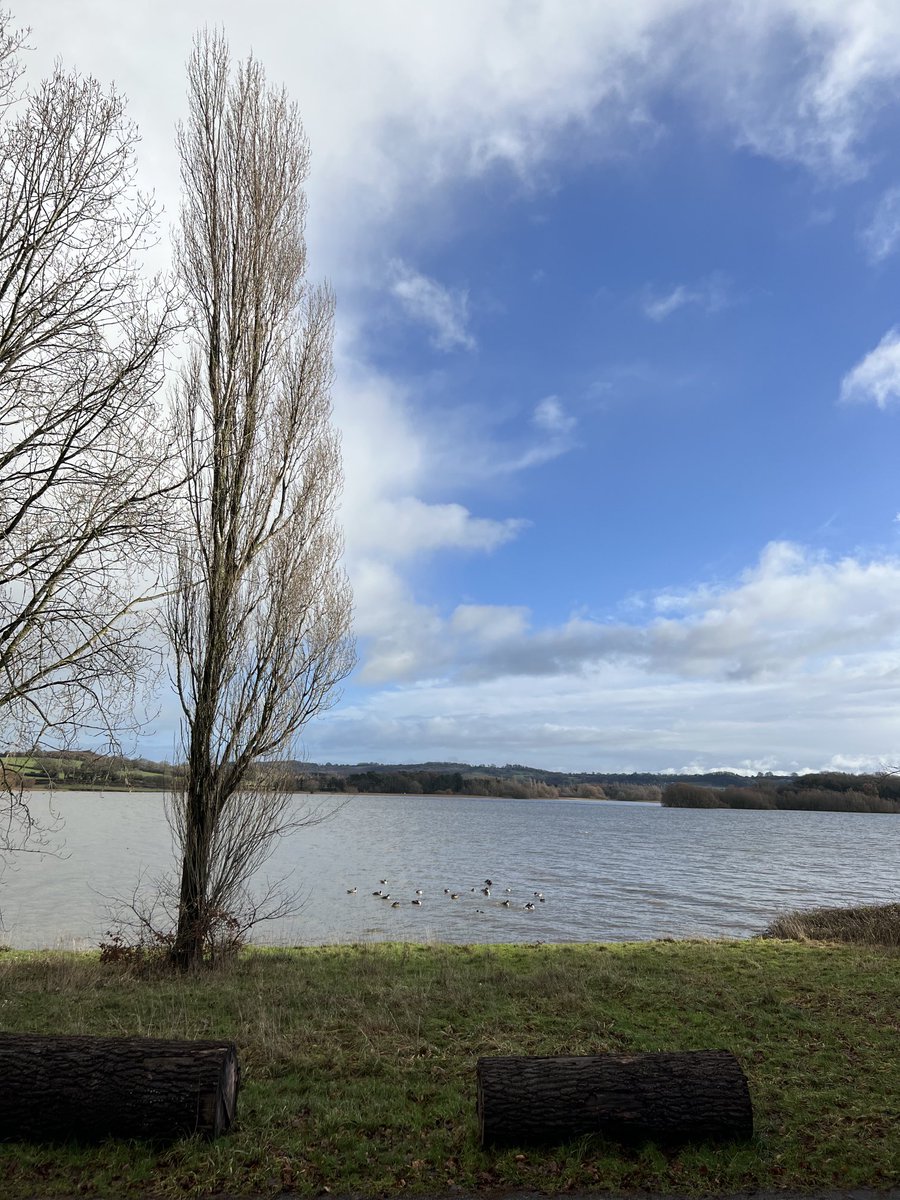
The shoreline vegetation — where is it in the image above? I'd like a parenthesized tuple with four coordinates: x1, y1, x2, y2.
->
(1, 925, 898, 1198)
(4, 750, 900, 813)
(661, 772, 900, 814)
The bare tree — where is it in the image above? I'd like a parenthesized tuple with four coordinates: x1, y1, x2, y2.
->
(166, 32, 355, 969)
(0, 13, 175, 857)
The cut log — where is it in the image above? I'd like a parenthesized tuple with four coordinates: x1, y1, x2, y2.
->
(0, 1033, 240, 1143)
(477, 1050, 752, 1147)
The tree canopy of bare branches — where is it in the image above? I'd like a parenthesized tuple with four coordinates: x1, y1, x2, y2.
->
(0, 13, 175, 856)
(167, 32, 355, 968)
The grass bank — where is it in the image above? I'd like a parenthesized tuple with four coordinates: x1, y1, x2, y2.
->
(1, 939, 898, 1197)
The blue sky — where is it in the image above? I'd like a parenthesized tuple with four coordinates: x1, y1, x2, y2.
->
(18, 0, 900, 773)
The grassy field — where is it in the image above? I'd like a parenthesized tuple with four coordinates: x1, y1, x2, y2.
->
(0, 939, 898, 1197)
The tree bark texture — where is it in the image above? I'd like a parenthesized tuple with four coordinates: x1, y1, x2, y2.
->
(477, 1051, 752, 1147)
(0, 1034, 240, 1142)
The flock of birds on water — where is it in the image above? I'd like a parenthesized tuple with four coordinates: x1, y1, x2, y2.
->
(344, 878, 547, 913)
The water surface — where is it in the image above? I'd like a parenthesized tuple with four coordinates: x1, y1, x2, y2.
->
(3, 790, 898, 947)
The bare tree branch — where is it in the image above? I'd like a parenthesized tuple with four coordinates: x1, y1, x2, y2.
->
(0, 10, 177, 858)
(166, 31, 355, 969)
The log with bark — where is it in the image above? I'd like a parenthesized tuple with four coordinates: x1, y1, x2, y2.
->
(0, 1033, 240, 1143)
(477, 1050, 752, 1147)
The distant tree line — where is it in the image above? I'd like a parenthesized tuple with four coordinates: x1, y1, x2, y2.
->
(275, 768, 662, 802)
(662, 773, 900, 814)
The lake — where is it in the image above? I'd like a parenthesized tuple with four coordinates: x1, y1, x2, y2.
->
(2, 790, 899, 948)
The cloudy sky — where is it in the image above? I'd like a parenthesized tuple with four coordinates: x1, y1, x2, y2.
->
(17, 0, 900, 773)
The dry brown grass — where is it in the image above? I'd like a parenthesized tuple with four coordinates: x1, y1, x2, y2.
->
(764, 901, 900, 946)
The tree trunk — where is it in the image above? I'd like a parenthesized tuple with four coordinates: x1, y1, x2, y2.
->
(476, 1050, 752, 1147)
(0, 1034, 240, 1143)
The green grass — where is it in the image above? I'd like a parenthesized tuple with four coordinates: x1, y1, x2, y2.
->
(1, 940, 898, 1197)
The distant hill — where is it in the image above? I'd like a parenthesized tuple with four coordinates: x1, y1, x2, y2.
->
(2, 748, 792, 800)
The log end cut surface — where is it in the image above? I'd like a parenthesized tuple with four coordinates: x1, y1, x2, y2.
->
(0, 1034, 241, 1144)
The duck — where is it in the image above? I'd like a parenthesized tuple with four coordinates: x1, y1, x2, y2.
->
(380, 893, 391, 900)
(415, 889, 424, 896)
(501, 899, 512, 908)
(391, 901, 401, 908)
(505, 887, 512, 893)
(482, 887, 491, 896)
(443, 888, 451, 894)
(411, 898, 422, 906)
(450, 893, 461, 900)
(347, 887, 357, 894)
(379, 879, 388, 885)
(484, 879, 493, 887)
(539, 896, 546, 902)
(524, 901, 535, 911)
(533, 892, 544, 899)
(372, 890, 383, 896)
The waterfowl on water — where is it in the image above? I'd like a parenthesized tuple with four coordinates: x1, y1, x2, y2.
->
(415, 889, 424, 896)
(524, 901, 535, 911)
(450, 893, 461, 900)
(380, 879, 388, 885)
(380, 893, 391, 899)
(505, 887, 512, 893)
(501, 899, 512, 907)
(347, 887, 357, 894)
(539, 896, 546, 902)
(391, 901, 401, 908)
(443, 888, 451, 894)
(411, 899, 422, 906)
(482, 887, 491, 896)
(372, 890, 383, 896)
(484, 879, 493, 887)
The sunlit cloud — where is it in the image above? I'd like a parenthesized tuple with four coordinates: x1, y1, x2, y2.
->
(840, 328, 900, 407)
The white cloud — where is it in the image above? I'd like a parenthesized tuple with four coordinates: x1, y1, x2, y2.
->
(860, 184, 900, 262)
(532, 395, 576, 434)
(350, 497, 523, 560)
(840, 328, 900, 407)
(642, 273, 732, 321)
(387, 259, 475, 352)
(304, 542, 900, 771)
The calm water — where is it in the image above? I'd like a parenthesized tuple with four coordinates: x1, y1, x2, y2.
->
(2, 791, 899, 948)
